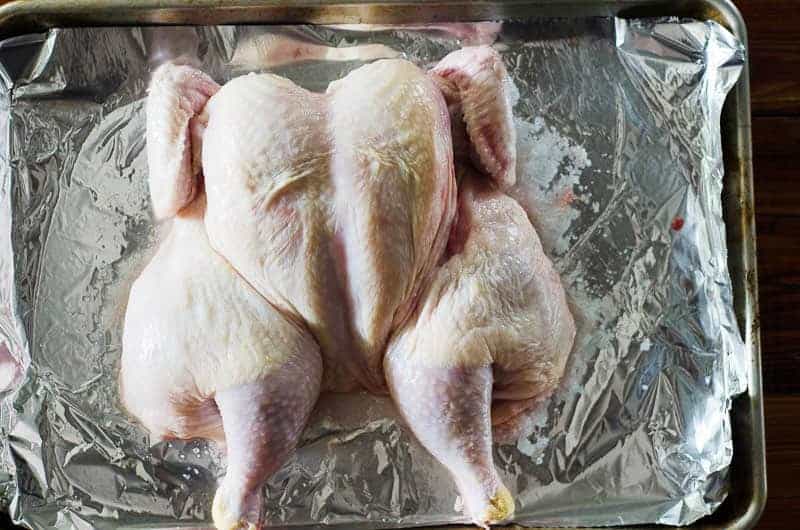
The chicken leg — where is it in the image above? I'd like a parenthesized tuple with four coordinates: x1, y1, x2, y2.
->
(123, 66, 323, 530)
(385, 174, 575, 527)
(121, 199, 323, 530)
(213, 360, 321, 530)
(385, 45, 572, 526)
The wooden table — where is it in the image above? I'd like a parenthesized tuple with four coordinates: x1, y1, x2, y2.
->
(738, 0, 800, 527)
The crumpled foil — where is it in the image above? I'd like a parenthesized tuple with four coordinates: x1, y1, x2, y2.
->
(0, 17, 746, 529)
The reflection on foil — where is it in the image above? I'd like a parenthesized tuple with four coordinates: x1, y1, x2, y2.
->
(0, 18, 745, 529)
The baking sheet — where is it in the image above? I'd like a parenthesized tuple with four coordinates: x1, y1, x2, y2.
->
(0, 18, 747, 529)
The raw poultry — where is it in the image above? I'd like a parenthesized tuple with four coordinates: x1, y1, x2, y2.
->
(121, 44, 575, 530)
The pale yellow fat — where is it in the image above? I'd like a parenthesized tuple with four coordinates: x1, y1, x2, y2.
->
(484, 486, 515, 524)
(212, 492, 256, 530)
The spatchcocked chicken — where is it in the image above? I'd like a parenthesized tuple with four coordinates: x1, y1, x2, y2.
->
(121, 45, 575, 530)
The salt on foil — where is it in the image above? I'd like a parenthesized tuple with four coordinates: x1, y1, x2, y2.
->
(0, 18, 746, 529)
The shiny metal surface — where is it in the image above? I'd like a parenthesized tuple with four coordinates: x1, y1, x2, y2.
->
(0, 2, 764, 530)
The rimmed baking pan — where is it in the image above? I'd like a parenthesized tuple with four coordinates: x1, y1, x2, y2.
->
(0, 1, 765, 529)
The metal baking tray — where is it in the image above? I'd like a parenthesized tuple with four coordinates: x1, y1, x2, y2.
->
(0, 1, 765, 529)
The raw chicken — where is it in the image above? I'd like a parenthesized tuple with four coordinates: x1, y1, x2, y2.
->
(121, 197, 322, 530)
(145, 63, 219, 219)
(200, 57, 456, 393)
(121, 44, 575, 530)
(385, 171, 575, 526)
(0, 342, 22, 393)
(143, 27, 401, 72)
(325, 22, 503, 45)
(231, 32, 400, 70)
(431, 45, 519, 189)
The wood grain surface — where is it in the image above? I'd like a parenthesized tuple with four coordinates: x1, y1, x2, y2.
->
(756, 397, 800, 529)
(742, 0, 800, 400)
(741, 0, 800, 116)
(738, 0, 800, 527)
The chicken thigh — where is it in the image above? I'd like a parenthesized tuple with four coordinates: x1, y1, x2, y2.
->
(383, 49, 574, 527)
(385, 172, 575, 527)
(123, 44, 574, 530)
(121, 198, 322, 530)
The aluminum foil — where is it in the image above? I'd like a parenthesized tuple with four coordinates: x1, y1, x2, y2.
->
(0, 18, 747, 529)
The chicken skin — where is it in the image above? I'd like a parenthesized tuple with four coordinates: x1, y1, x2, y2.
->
(121, 45, 574, 530)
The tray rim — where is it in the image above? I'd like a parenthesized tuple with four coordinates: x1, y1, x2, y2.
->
(0, 1, 766, 529)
